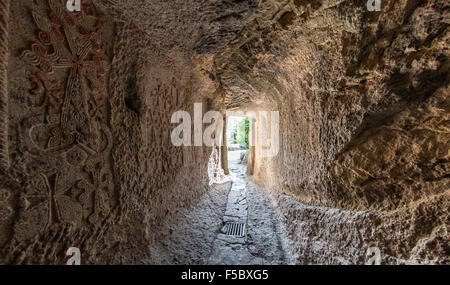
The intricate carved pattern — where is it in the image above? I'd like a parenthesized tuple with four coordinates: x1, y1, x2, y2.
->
(17, 124, 114, 231)
(0, 188, 12, 221)
(28, 71, 64, 115)
(15, 0, 115, 238)
(0, 0, 9, 169)
(143, 79, 185, 189)
(21, 0, 108, 127)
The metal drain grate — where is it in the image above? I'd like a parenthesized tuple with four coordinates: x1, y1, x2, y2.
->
(223, 223, 246, 237)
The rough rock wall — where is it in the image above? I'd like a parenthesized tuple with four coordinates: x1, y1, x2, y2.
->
(1, 0, 121, 264)
(0, 0, 8, 169)
(107, 21, 214, 264)
(0, 0, 257, 264)
(97, 0, 259, 264)
(273, 187, 448, 264)
(1, 0, 447, 265)
(215, 0, 449, 264)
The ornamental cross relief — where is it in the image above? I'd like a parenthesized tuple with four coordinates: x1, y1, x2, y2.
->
(16, 0, 114, 233)
(21, 0, 109, 142)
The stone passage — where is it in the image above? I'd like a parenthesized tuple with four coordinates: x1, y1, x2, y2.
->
(208, 153, 287, 265)
(143, 181, 231, 265)
(0, 0, 448, 265)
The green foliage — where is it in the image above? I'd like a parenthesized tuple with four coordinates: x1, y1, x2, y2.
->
(228, 117, 250, 148)
(236, 118, 250, 146)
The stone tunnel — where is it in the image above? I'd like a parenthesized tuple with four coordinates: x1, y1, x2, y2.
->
(0, 0, 448, 265)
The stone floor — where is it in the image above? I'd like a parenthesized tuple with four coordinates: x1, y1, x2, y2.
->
(147, 151, 289, 265)
(207, 153, 287, 265)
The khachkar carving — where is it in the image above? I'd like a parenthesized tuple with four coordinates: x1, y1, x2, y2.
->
(0, 0, 9, 169)
(15, 0, 115, 240)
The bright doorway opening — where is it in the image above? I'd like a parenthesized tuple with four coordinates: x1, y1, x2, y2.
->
(226, 116, 250, 163)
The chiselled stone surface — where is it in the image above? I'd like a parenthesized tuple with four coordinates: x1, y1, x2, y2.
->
(0, 0, 9, 170)
(208, 154, 287, 265)
(212, 0, 449, 264)
(0, 0, 260, 264)
(0, 0, 448, 265)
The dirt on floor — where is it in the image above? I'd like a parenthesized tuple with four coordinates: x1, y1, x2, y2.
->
(144, 181, 231, 265)
(146, 152, 291, 265)
(207, 155, 290, 265)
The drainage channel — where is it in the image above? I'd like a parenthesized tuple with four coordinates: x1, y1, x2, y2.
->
(223, 222, 246, 237)
(216, 167, 248, 244)
(208, 160, 265, 264)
